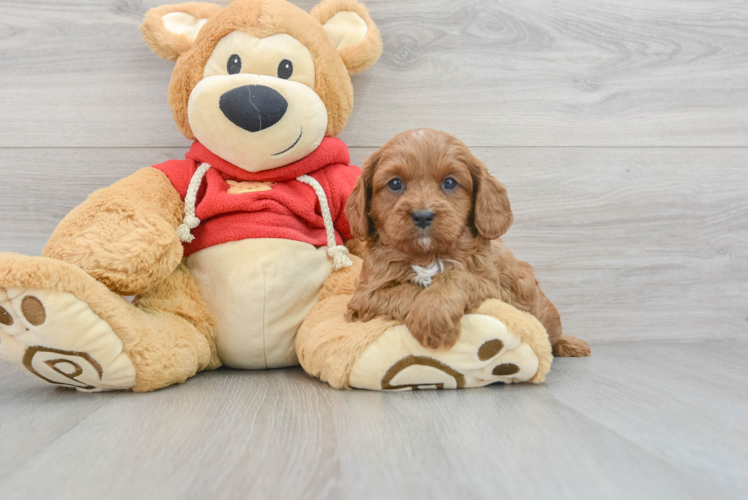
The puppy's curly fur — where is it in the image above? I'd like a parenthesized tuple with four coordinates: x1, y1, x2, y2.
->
(345, 128, 590, 357)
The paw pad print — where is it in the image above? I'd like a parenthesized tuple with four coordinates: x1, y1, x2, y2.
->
(0, 288, 136, 392)
(379, 336, 524, 391)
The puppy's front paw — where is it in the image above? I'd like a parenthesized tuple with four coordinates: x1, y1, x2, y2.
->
(345, 293, 368, 323)
(344, 307, 360, 323)
(345, 296, 376, 322)
(406, 303, 462, 350)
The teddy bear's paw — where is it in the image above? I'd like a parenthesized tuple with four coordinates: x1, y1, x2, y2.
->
(0, 288, 136, 392)
(349, 313, 540, 391)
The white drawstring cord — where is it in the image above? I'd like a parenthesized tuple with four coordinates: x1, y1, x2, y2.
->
(177, 163, 212, 243)
(296, 175, 353, 271)
(176, 166, 353, 271)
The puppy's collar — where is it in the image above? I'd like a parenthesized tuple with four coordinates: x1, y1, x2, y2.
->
(411, 259, 446, 288)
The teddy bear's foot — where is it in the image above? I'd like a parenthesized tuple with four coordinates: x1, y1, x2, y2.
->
(0, 286, 136, 392)
(349, 313, 543, 391)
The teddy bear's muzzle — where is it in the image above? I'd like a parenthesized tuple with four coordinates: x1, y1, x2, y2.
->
(219, 84, 289, 133)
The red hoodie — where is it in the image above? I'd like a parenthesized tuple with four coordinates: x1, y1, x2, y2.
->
(153, 138, 360, 258)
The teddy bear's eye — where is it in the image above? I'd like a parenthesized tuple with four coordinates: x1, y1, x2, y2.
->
(227, 54, 242, 75)
(277, 59, 293, 79)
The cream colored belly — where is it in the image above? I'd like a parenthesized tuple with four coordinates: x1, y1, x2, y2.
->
(186, 239, 333, 369)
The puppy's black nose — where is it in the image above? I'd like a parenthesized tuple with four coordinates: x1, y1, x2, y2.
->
(219, 85, 288, 132)
(411, 210, 435, 229)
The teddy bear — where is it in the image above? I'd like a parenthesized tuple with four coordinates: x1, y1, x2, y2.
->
(0, 0, 552, 393)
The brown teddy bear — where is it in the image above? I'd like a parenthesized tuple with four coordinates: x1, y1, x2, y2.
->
(0, 0, 552, 392)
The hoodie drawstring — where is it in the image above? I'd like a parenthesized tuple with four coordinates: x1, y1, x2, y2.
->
(176, 165, 352, 271)
(177, 163, 212, 243)
(296, 175, 353, 270)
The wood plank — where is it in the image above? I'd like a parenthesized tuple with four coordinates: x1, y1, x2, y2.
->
(0, 147, 746, 344)
(550, 340, 748, 498)
(1, 341, 744, 499)
(0, 0, 746, 148)
(0, 148, 188, 255)
(453, 147, 748, 344)
(0, 363, 344, 499)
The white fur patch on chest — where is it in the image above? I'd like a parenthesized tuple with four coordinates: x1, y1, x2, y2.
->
(411, 259, 445, 288)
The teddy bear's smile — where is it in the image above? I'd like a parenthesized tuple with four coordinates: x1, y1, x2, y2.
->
(149, 3, 380, 176)
(186, 31, 329, 173)
(273, 128, 303, 156)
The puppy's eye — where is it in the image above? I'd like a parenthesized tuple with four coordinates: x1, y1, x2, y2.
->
(227, 54, 242, 75)
(443, 177, 458, 190)
(387, 178, 403, 192)
(278, 59, 293, 79)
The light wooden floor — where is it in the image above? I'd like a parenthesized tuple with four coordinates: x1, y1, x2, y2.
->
(0, 340, 746, 500)
(0, 0, 747, 498)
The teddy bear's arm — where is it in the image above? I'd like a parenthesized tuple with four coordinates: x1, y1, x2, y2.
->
(42, 167, 185, 296)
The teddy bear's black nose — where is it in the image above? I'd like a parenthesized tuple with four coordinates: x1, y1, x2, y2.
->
(219, 85, 288, 132)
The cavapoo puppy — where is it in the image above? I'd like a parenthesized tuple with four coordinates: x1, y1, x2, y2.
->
(345, 128, 590, 357)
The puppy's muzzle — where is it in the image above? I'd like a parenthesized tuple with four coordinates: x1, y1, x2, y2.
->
(411, 210, 435, 229)
(219, 85, 288, 132)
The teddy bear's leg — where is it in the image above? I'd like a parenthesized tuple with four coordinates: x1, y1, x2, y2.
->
(296, 258, 552, 391)
(0, 253, 218, 392)
(125, 262, 221, 391)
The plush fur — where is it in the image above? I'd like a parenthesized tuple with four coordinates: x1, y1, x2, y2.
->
(345, 129, 591, 357)
(141, 0, 381, 140)
(142, 2, 224, 61)
(296, 256, 399, 388)
(296, 256, 554, 388)
(473, 299, 552, 384)
(42, 168, 185, 296)
(1, 0, 386, 393)
(0, 253, 219, 392)
(0, 1, 558, 393)
(310, 0, 383, 75)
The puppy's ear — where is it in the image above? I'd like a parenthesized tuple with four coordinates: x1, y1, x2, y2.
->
(346, 150, 381, 240)
(311, 0, 383, 75)
(141, 3, 223, 61)
(469, 157, 513, 239)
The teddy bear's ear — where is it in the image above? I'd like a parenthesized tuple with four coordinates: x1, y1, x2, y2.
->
(311, 0, 383, 75)
(141, 3, 223, 61)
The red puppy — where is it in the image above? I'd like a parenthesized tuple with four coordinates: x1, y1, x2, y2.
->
(345, 128, 590, 357)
